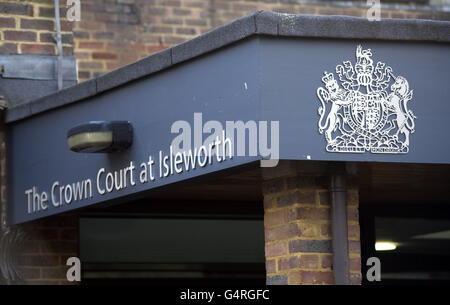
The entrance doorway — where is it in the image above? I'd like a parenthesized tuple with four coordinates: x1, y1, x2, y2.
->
(78, 165, 266, 285)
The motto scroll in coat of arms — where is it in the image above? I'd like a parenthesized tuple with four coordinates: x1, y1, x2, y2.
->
(317, 45, 416, 153)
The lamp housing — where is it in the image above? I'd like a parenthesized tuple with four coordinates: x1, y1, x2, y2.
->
(67, 121, 133, 153)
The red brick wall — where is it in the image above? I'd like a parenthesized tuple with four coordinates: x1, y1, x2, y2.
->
(2, 1, 449, 82)
(72, 0, 450, 82)
(262, 161, 361, 285)
(0, 0, 74, 55)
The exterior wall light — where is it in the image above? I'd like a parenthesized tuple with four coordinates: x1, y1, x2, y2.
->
(67, 121, 133, 153)
(375, 242, 397, 251)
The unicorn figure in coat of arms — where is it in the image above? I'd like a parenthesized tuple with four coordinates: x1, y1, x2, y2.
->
(317, 45, 416, 154)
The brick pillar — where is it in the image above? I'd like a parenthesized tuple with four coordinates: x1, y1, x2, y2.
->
(17, 213, 79, 285)
(262, 161, 361, 285)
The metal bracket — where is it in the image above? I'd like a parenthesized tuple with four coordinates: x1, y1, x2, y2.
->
(0, 55, 77, 81)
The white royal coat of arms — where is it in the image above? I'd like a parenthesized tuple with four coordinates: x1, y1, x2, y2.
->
(317, 45, 416, 154)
